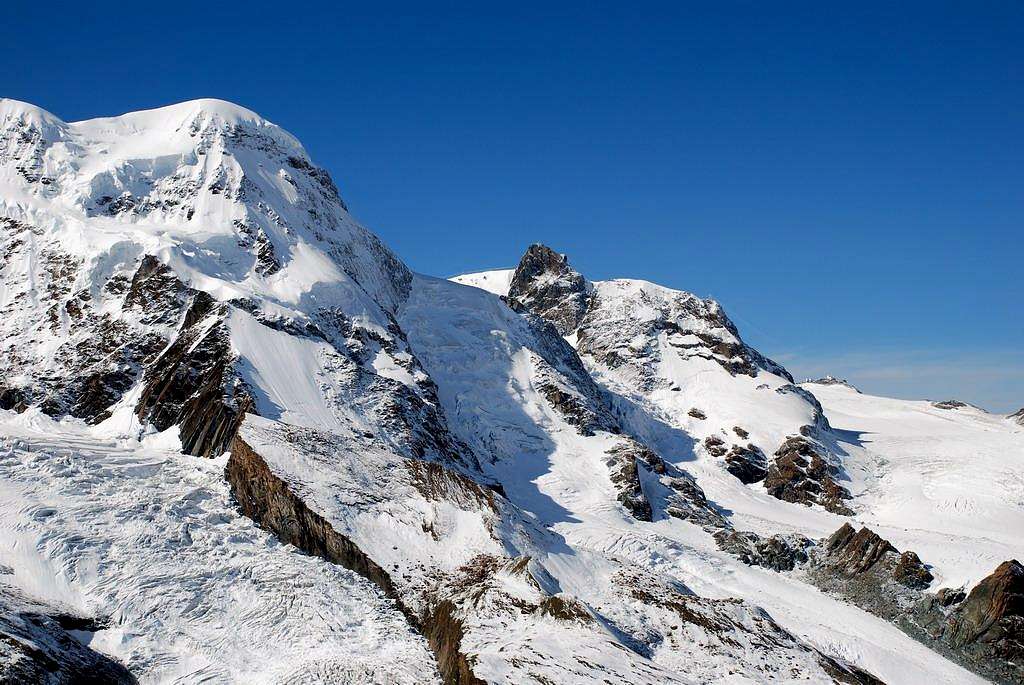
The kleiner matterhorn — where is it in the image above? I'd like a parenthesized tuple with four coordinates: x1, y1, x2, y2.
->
(1, 98, 1021, 685)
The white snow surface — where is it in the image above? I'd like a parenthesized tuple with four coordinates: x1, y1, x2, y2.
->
(800, 384, 1024, 590)
(450, 268, 514, 296)
(0, 409, 437, 684)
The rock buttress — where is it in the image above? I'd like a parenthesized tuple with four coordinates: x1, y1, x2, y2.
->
(225, 434, 484, 685)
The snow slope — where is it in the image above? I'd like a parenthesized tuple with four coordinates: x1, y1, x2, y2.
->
(452, 254, 1021, 684)
(802, 384, 1024, 590)
(0, 409, 437, 684)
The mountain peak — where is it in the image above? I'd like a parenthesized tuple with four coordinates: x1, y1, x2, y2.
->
(71, 98, 305, 156)
(804, 376, 860, 392)
(507, 243, 591, 335)
(0, 98, 67, 139)
(0, 97, 63, 124)
(68, 98, 268, 127)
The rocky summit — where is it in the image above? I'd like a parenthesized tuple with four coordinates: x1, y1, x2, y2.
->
(1, 99, 1022, 685)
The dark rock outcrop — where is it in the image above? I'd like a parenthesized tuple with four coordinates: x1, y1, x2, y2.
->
(932, 400, 969, 410)
(723, 443, 768, 484)
(947, 560, 1024, 648)
(1008, 408, 1024, 426)
(0, 247, 186, 425)
(810, 526, 1024, 683)
(135, 296, 253, 458)
(940, 560, 1024, 683)
(821, 524, 896, 576)
(764, 437, 853, 515)
(714, 530, 812, 571)
(0, 586, 135, 684)
(603, 438, 727, 529)
(893, 551, 935, 590)
(123, 255, 188, 325)
(704, 435, 769, 484)
(804, 376, 860, 392)
(702, 435, 727, 457)
(604, 441, 654, 521)
(807, 524, 935, 633)
(507, 244, 591, 336)
(817, 524, 933, 591)
(904, 560, 1024, 684)
(0, 385, 30, 412)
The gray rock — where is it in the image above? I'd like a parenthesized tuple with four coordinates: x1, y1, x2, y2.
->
(0, 586, 135, 684)
(764, 437, 853, 515)
(507, 244, 591, 336)
(714, 530, 812, 571)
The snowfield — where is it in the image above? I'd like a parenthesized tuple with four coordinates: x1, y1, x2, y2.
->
(801, 384, 1024, 590)
(0, 409, 438, 684)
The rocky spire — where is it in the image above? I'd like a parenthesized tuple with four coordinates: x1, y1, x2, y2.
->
(507, 244, 591, 336)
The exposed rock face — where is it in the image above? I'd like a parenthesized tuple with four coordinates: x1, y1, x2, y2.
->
(904, 561, 1024, 684)
(122, 255, 189, 323)
(723, 443, 768, 484)
(932, 400, 970, 410)
(606, 433, 727, 528)
(821, 524, 897, 576)
(0, 236, 182, 424)
(703, 435, 727, 457)
(1008, 408, 1024, 425)
(893, 551, 935, 590)
(815, 524, 933, 593)
(807, 524, 939, 649)
(714, 530, 813, 572)
(0, 586, 135, 684)
(227, 434, 483, 685)
(703, 436, 769, 484)
(506, 244, 591, 336)
(765, 437, 853, 515)
(604, 441, 654, 521)
(135, 296, 253, 458)
(808, 525, 1024, 683)
(947, 560, 1024, 649)
(505, 244, 793, 390)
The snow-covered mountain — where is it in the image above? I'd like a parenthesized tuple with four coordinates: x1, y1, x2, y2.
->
(1, 99, 1021, 685)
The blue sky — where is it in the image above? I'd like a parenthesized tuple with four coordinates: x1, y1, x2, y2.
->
(3, 2, 1021, 410)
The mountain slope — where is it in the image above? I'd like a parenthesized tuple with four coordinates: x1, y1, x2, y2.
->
(0, 100, 1020, 684)
(454, 245, 1023, 684)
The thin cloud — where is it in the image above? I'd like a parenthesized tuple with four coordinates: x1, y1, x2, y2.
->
(773, 348, 1024, 414)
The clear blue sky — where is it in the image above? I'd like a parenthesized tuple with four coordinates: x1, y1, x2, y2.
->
(4, 2, 1021, 410)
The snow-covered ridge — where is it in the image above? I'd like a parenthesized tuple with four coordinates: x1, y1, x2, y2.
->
(449, 267, 513, 296)
(0, 96, 407, 313)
